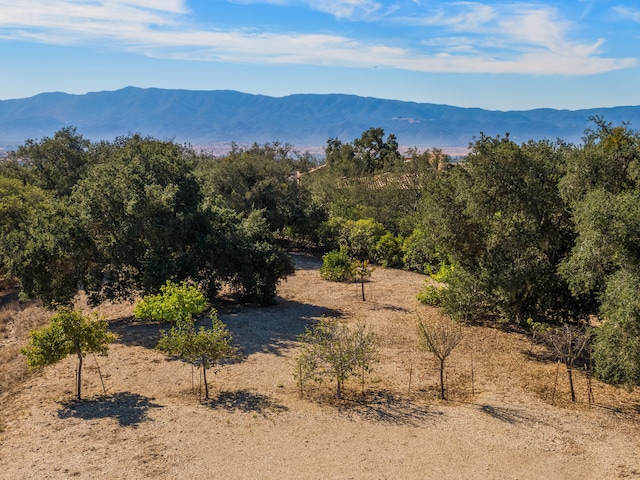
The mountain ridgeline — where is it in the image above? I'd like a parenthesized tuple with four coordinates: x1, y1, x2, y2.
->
(1, 87, 640, 150)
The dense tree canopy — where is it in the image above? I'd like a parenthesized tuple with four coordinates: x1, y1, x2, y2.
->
(0, 132, 293, 306)
(558, 119, 640, 386)
(420, 135, 578, 324)
(195, 142, 323, 239)
(4, 120, 640, 388)
(7, 126, 91, 197)
(326, 127, 401, 175)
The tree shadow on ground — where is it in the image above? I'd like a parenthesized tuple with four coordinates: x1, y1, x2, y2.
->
(289, 253, 323, 271)
(109, 299, 342, 358)
(365, 300, 411, 313)
(478, 404, 537, 425)
(109, 316, 167, 348)
(0, 288, 19, 308)
(335, 390, 444, 427)
(220, 299, 343, 357)
(521, 348, 555, 363)
(57, 392, 163, 427)
(206, 389, 288, 417)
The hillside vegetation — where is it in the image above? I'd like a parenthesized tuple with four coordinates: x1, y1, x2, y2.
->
(2, 120, 640, 387)
(0, 119, 639, 477)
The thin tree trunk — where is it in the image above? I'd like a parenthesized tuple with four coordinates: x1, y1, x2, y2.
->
(202, 356, 209, 400)
(439, 359, 445, 400)
(361, 276, 365, 301)
(551, 360, 560, 404)
(76, 350, 83, 401)
(567, 364, 576, 403)
(336, 379, 342, 399)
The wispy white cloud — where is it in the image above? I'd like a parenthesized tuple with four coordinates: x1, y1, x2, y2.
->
(394, 3, 495, 30)
(0, 0, 634, 76)
(394, 2, 633, 73)
(307, 0, 382, 19)
(228, 0, 383, 19)
(0, 0, 185, 39)
(613, 5, 640, 23)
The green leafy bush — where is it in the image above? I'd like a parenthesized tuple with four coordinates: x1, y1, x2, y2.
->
(134, 280, 208, 323)
(416, 283, 444, 306)
(592, 270, 640, 387)
(315, 217, 345, 251)
(402, 229, 436, 273)
(320, 247, 354, 282)
(375, 233, 403, 267)
(340, 218, 386, 260)
(430, 262, 455, 283)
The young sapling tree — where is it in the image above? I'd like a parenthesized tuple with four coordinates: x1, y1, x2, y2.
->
(417, 314, 462, 400)
(22, 307, 115, 400)
(295, 318, 377, 399)
(352, 259, 374, 301)
(157, 313, 237, 400)
(540, 324, 591, 402)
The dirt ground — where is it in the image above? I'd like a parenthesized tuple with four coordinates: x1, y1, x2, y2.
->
(1, 254, 639, 479)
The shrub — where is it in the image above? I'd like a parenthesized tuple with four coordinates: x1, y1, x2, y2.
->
(417, 283, 444, 306)
(429, 261, 455, 283)
(440, 266, 494, 323)
(375, 233, 403, 267)
(402, 229, 436, 273)
(341, 218, 386, 260)
(316, 217, 345, 251)
(134, 280, 208, 323)
(320, 247, 354, 282)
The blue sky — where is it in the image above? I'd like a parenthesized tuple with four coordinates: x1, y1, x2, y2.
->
(0, 0, 639, 110)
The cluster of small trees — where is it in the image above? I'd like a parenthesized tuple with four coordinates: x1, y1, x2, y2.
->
(309, 120, 640, 390)
(294, 315, 463, 401)
(23, 282, 237, 401)
(22, 285, 465, 404)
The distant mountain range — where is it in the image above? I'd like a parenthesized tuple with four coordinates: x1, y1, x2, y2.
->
(1, 86, 639, 153)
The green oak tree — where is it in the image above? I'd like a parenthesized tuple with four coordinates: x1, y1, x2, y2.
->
(420, 135, 578, 324)
(22, 307, 115, 400)
(9, 126, 91, 197)
(559, 119, 640, 386)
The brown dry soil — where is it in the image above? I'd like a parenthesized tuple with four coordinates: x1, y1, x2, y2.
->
(1, 254, 640, 479)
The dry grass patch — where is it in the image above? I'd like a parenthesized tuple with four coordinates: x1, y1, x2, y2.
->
(0, 302, 52, 392)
